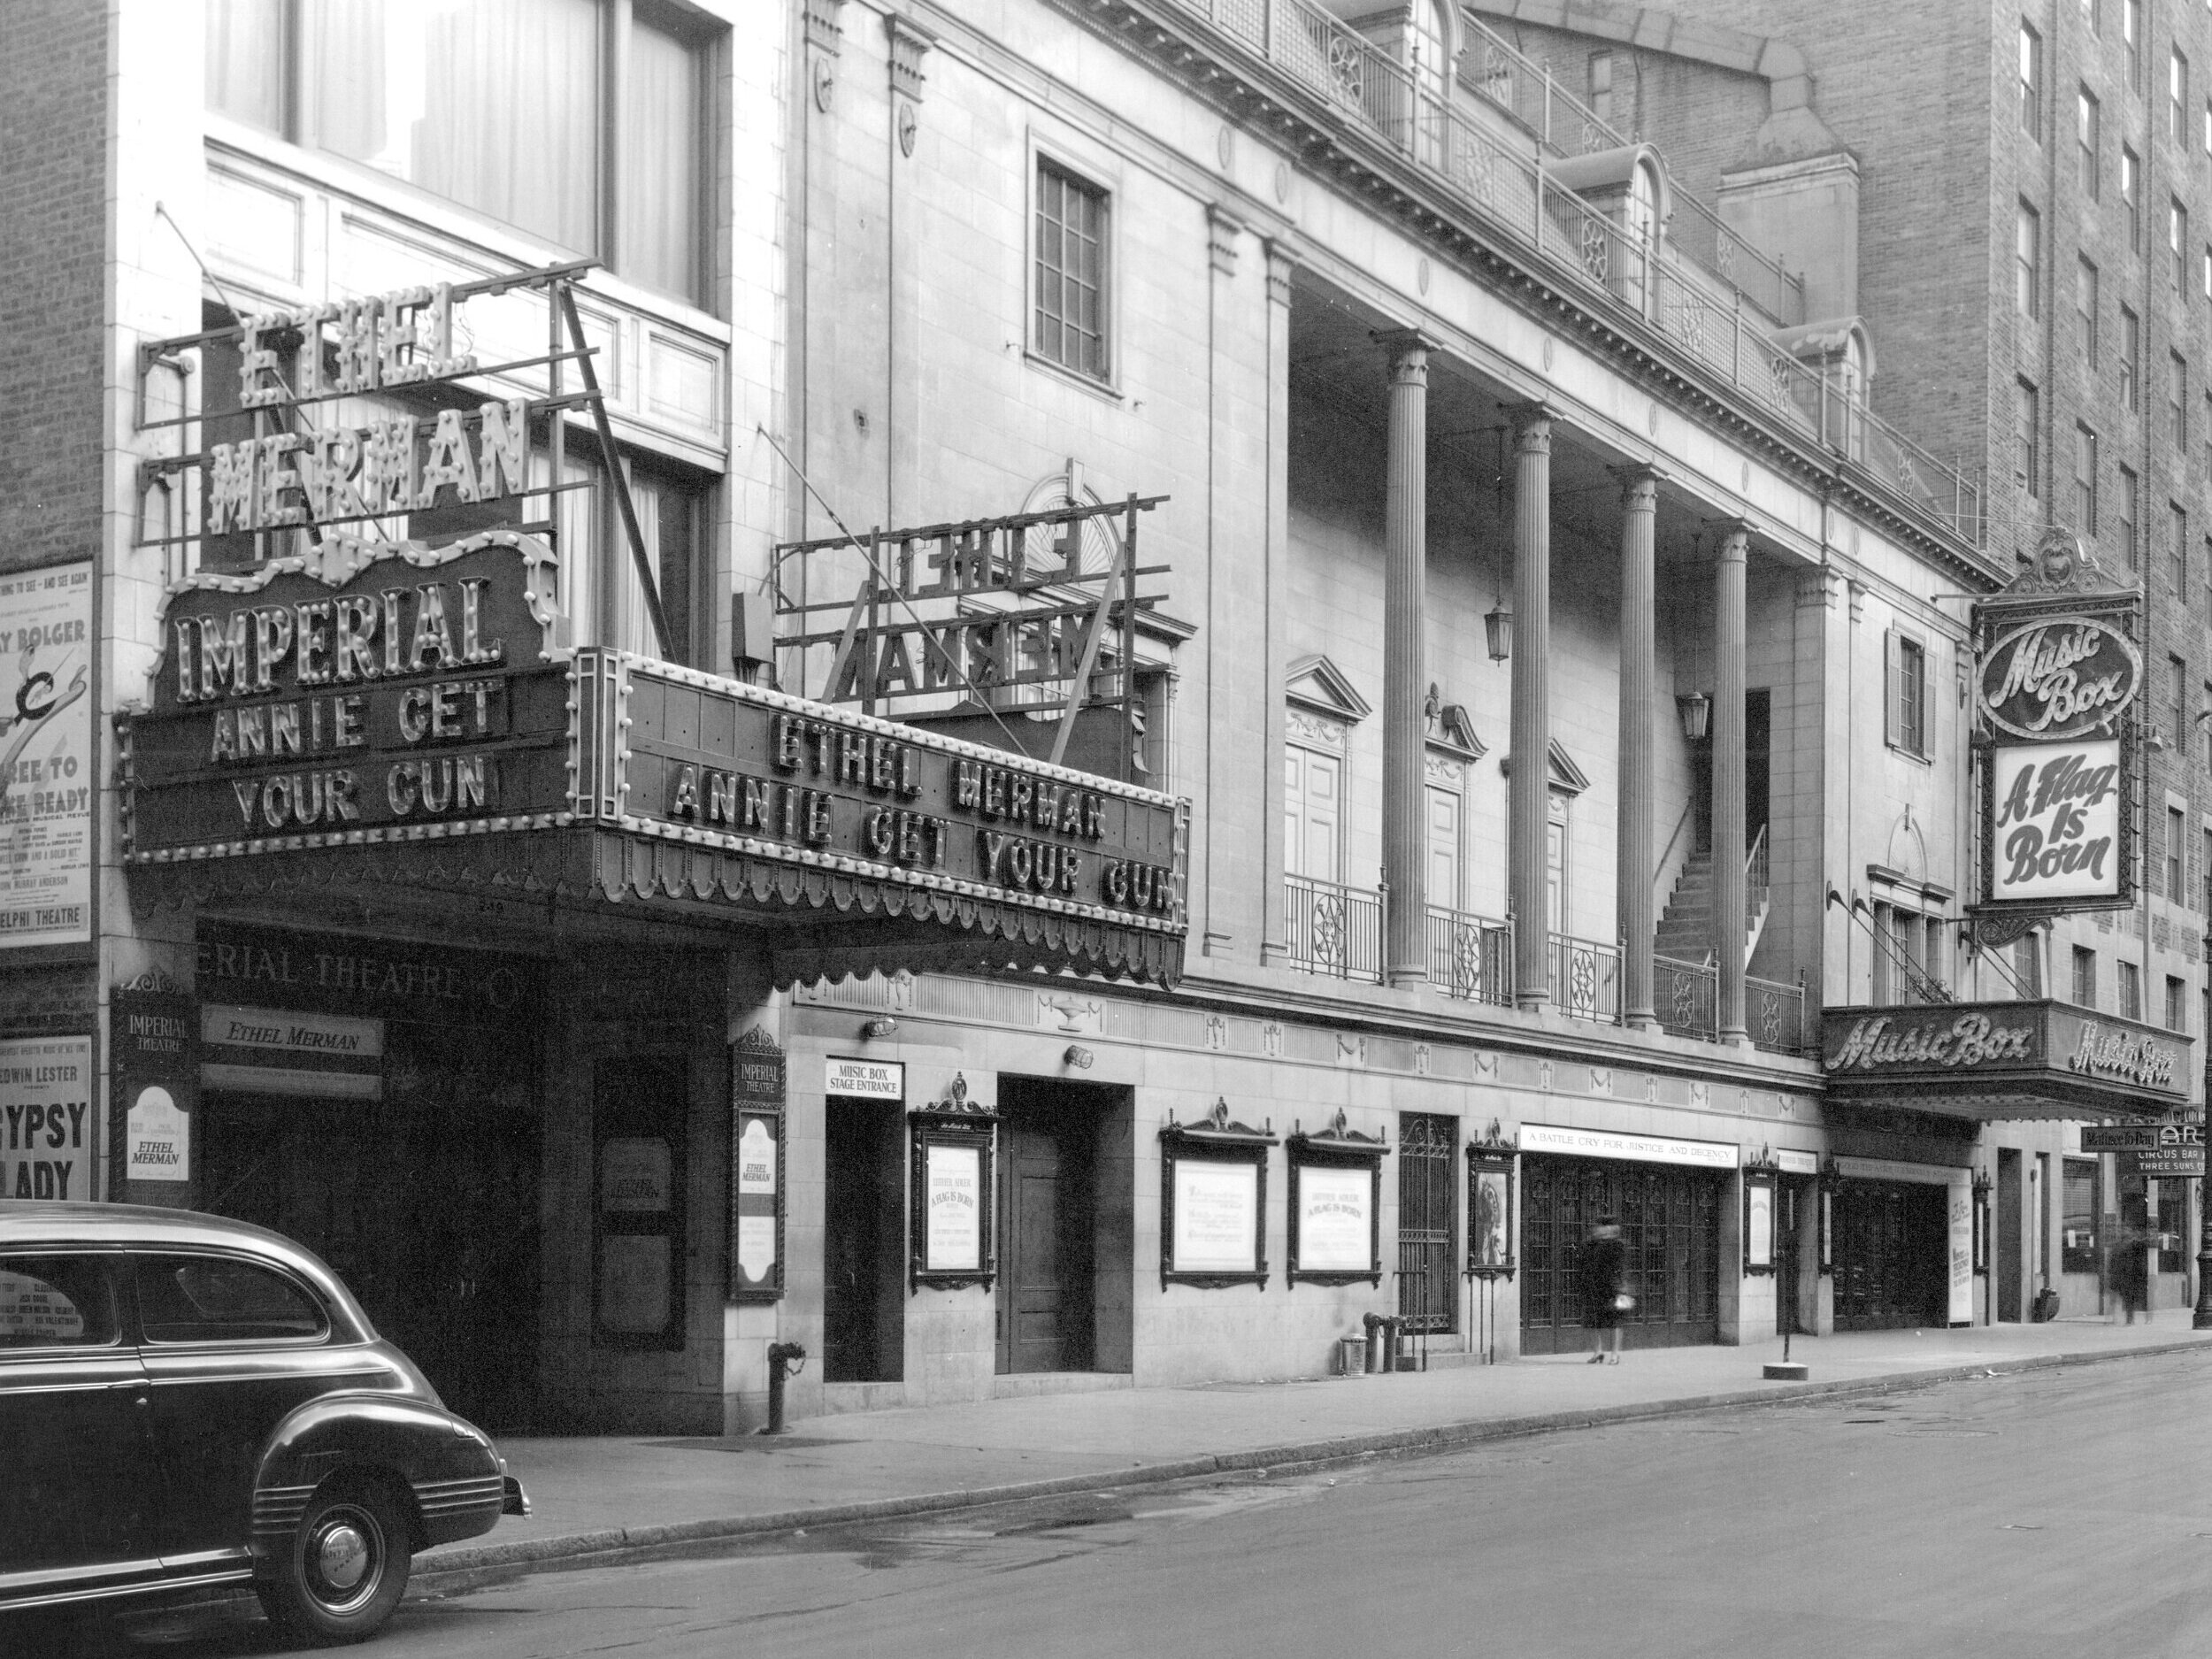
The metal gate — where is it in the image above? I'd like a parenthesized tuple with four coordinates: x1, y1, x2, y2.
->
(1521, 1156, 1721, 1353)
(1396, 1113, 1457, 1333)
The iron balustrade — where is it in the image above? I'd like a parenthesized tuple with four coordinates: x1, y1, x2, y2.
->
(1426, 906, 1515, 1005)
(1655, 954, 1810, 1055)
(1156, 0, 1985, 548)
(1284, 873, 1385, 982)
(1548, 932, 1621, 1024)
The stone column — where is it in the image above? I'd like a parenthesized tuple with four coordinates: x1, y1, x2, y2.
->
(1260, 244, 1297, 964)
(1614, 468, 1660, 1029)
(1713, 524, 1750, 1044)
(1379, 330, 1435, 987)
(1509, 406, 1555, 1010)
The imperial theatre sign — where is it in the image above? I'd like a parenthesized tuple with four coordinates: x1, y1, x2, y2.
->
(120, 263, 1187, 986)
(1973, 531, 2142, 920)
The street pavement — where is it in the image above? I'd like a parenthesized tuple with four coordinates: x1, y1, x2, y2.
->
(77, 1328, 2212, 1658)
(420, 1311, 2211, 1582)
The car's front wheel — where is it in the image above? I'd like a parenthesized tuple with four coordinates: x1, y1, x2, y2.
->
(257, 1480, 412, 1645)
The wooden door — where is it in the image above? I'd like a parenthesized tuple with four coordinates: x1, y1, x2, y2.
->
(999, 1114, 1095, 1373)
(1285, 744, 1341, 880)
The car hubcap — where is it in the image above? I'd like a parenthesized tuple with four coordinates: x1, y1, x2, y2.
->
(312, 1516, 374, 1598)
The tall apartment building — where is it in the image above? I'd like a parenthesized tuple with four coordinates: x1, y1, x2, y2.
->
(1467, 0, 2209, 1322)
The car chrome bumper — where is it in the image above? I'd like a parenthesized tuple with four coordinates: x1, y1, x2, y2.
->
(502, 1474, 530, 1517)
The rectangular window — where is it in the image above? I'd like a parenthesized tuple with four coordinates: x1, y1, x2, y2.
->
(1887, 631, 1928, 757)
(2084, 0, 2100, 35)
(1589, 50, 1614, 125)
(2119, 464, 2140, 565)
(2175, 48, 2192, 142)
(202, 0, 710, 308)
(2119, 959, 2142, 1021)
(2023, 24, 2044, 139)
(2072, 945, 2098, 1007)
(2016, 378, 2039, 492)
(2080, 86, 2101, 193)
(2125, 0, 2144, 90)
(2013, 934, 2042, 996)
(2174, 511, 2191, 590)
(2078, 257, 2101, 361)
(2124, 145, 2142, 248)
(2076, 423, 2100, 532)
(2017, 200, 2041, 316)
(1035, 160, 1110, 381)
(2121, 306, 2141, 408)
(2062, 1158, 2099, 1274)
(2174, 200, 2192, 291)
(2169, 804, 2187, 895)
(2203, 826, 2212, 907)
(2171, 657, 2190, 739)
(2175, 356, 2192, 449)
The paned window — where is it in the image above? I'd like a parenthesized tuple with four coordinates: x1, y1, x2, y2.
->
(2023, 24, 2044, 139)
(2125, 0, 2144, 90)
(2121, 305, 2141, 409)
(203, 0, 710, 307)
(2072, 945, 2097, 1007)
(2203, 826, 2212, 906)
(2076, 423, 2099, 532)
(2124, 146, 2142, 247)
(2119, 465, 2140, 565)
(2172, 658, 2190, 741)
(2078, 256, 2100, 361)
(1886, 632, 1928, 757)
(2016, 377, 2039, 492)
(2080, 86, 2102, 192)
(2013, 934, 2042, 997)
(2119, 959, 2142, 1021)
(2176, 49, 2193, 142)
(1035, 161, 1111, 381)
(2017, 200, 2041, 316)
(1589, 50, 1615, 126)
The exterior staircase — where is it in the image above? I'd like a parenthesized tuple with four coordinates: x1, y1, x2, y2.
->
(1655, 837, 1770, 967)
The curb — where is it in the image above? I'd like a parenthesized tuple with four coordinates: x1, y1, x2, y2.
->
(410, 1336, 2209, 1594)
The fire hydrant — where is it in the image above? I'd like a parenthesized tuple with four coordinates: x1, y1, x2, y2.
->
(764, 1341, 807, 1434)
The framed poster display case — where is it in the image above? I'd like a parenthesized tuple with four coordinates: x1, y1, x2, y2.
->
(1463, 1120, 1518, 1279)
(1742, 1149, 1780, 1276)
(908, 1074, 998, 1294)
(1159, 1099, 1275, 1290)
(1285, 1111, 1385, 1287)
(728, 1026, 786, 1303)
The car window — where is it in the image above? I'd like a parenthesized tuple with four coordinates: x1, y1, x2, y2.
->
(0, 1255, 120, 1349)
(135, 1254, 328, 1345)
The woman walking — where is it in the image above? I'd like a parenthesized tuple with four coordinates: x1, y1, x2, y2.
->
(1578, 1215, 1630, 1363)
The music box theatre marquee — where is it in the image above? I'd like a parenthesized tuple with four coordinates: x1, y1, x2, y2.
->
(119, 262, 1189, 987)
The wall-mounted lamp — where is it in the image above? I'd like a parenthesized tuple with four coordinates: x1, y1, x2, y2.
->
(860, 1017, 899, 1041)
(1676, 691, 1712, 741)
(1064, 1044, 1094, 1069)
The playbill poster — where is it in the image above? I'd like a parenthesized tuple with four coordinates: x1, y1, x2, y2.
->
(0, 563, 93, 949)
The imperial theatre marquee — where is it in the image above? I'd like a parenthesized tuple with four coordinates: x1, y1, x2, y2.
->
(119, 262, 1188, 987)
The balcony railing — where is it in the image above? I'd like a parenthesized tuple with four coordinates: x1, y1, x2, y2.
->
(1427, 906, 1515, 1005)
(1548, 933, 1621, 1025)
(1655, 955, 1811, 1056)
(1158, 0, 1985, 547)
(1285, 873, 1385, 982)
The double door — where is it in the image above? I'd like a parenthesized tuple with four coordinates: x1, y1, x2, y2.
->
(1832, 1179, 1947, 1331)
(1521, 1156, 1722, 1353)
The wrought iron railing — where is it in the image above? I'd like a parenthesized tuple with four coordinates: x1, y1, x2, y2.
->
(1427, 906, 1515, 1005)
(1284, 873, 1384, 982)
(1548, 933, 1621, 1024)
(1655, 954, 1809, 1055)
(1156, 0, 1985, 548)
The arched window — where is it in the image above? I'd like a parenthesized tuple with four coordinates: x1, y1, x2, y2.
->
(1624, 158, 1660, 314)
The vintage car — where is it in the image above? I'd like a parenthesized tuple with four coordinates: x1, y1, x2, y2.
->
(0, 1202, 526, 1643)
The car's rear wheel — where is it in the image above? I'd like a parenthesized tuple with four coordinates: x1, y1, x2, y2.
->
(257, 1480, 411, 1645)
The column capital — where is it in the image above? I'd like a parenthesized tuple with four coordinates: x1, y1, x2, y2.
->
(1503, 401, 1556, 451)
(1609, 463, 1664, 504)
(1705, 518, 1751, 559)
(1263, 240, 1297, 308)
(1207, 204, 1245, 275)
(1373, 327, 1437, 378)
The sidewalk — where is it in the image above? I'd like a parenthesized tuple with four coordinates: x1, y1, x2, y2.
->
(416, 1313, 2212, 1586)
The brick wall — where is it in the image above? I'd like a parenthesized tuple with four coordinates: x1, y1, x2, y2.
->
(0, 0, 107, 578)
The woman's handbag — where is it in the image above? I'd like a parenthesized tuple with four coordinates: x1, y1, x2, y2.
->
(1613, 1292, 1635, 1312)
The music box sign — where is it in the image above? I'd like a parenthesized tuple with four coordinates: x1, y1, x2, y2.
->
(119, 534, 575, 860)
(1973, 543, 2142, 918)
